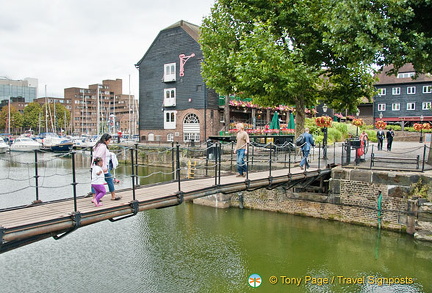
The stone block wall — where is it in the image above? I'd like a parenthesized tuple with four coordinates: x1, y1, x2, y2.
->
(194, 167, 432, 240)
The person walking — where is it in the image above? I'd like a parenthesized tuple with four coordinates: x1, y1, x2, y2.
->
(386, 128, 395, 151)
(91, 157, 106, 207)
(299, 127, 315, 170)
(376, 128, 385, 151)
(233, 123, 250, 177)
(91, 133, 121, 201)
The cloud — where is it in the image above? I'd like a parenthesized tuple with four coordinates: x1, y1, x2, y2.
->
(0, 0, 215, 98)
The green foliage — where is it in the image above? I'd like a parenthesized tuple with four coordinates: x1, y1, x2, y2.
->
(324, 0, 432, 73)
(327, 127, 343, 143)
(200, 0, 379, 136)
(333, 122, 348, 136)
(409, 178, 431, 201)
(365, 130, 378, 143)
(0, 105, 23, 134)
(23, 102, 42, 130)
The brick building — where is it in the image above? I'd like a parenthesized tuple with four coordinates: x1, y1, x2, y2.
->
(64, 79, 137, 136)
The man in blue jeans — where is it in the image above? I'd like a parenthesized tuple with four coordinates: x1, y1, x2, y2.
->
(299, 127, 315, 170)
(234, 123, 250, 177)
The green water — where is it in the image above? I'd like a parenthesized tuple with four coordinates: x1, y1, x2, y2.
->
(0, 203, 430, 293)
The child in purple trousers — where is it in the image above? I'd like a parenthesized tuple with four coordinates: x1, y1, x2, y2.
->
(91, 157, 106, 207)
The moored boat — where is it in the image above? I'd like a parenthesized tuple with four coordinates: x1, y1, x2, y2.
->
(39, 133, 73, 152)
(10, 137, 41, 152)
(0, 137, 10, 153)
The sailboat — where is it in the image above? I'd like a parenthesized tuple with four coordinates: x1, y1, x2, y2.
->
(38, 132, 74, 152)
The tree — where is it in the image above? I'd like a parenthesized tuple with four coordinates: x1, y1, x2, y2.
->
(324, 0, 432, 74)
(23, 102, 42, 131)
(200, 0, 377, 135)
(0, 105, 23, 134)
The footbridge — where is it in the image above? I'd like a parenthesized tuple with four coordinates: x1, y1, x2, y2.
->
(0, 141, 337, 254)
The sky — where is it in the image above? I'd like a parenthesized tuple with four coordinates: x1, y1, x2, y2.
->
(0, 0, 215, 99)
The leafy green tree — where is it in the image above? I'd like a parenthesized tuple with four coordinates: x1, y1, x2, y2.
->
(0, 105, 23, 134)
(23, 102, 42, 131)
(324, 0, 432, 74)
(200, 0, 377, 134)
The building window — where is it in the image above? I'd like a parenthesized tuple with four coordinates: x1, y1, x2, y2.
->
(407, 86, 416, 94)
(423, 85, 432, 93)
(378, 88, 386, 96)
(164, 63, 176, 82)
(164, 110, 176, 129)
(377, 104, 386, 111)
(397, 72, 415, 78)
(422, 102, 431, 110)
(167, 133, 174, 142)
(164, 88, 176, 106)
(183, 113, 200, 142)
(392, 103, 400, 111)
(407, 102, 415, 110)
(392, 87, 400, 95)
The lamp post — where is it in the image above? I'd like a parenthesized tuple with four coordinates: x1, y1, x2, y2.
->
(379, 112, 383, 120)
(420, 115, 424, 143)
(322, 103, 328, 159)
(356, 108, 360, 137)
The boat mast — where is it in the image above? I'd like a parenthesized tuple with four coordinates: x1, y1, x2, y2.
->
(129, 74, 131, 136)
(97, 85, 100, 135)
(45, 85, 48, 132)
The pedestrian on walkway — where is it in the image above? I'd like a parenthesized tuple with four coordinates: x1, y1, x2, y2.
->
(233, 123, 250, 177)
(299, 128, 315, 170)
(91, 157, 105, 207)
(376, 128, 385, 150)
(90, 133, 121, 201)
(386, 128, 395, 151)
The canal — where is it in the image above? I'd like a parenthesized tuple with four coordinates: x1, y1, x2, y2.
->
(0, 151, 431, 292)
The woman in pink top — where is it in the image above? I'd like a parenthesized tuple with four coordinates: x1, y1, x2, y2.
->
(90, 133, 121, 201)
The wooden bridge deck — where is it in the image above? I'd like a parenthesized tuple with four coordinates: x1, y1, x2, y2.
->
(0, 166, 330, 253)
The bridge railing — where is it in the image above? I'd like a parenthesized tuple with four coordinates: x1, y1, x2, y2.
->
(2, 139, 427, 212)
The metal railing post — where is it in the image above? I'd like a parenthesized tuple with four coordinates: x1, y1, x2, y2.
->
(172, 142, 175, 180)
(134, 143, 139, 186)
(288, 147, 291, 176)
(370, 145, 374, 169)
(71, 151, 78, 212)
(33, 149, 40, 203)
(251, 144, 255, 169)
(218, 142, 222, 185)
(214, 142, 218, 185)
(176, 143, 181, 191)
(333, 142, 336, 166)
(269, 142, 272, 177)
(230, 141, 234, 172)
(246, 143, 250, 180)
(130, 148, 136, 200)
(318, 143, 321, 171)
(422, 145, 426, 172)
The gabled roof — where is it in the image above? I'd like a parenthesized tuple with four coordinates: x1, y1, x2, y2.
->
(375, 64, 432, 85)
(135, 20, 200, 67)
(163, 20, 200, 42)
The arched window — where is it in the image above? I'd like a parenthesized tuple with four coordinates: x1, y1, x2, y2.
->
(183, 113, 200, 142)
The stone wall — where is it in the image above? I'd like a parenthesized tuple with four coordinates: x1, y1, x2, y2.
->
(194, 167, 432, 241)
